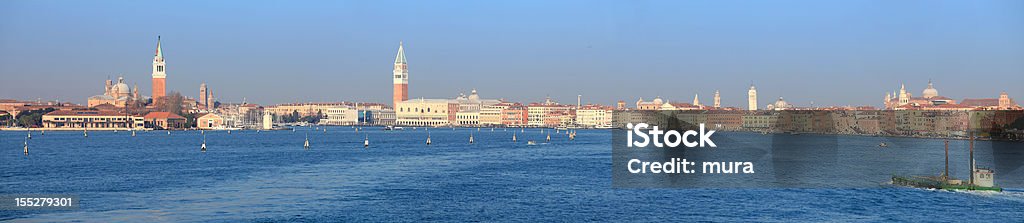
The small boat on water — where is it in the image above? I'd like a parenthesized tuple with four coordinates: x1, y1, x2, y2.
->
(879, 142, 888, 148)
(383, 126, 404, 131)
(527, 140, 537, 145)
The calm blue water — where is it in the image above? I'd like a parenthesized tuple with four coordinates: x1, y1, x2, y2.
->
(2, 127, 1023, 222)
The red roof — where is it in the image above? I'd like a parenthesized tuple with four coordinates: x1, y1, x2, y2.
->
(960, 99, 999, 107)
(144, 111, 186, 119)
(44, 110, 127, 116)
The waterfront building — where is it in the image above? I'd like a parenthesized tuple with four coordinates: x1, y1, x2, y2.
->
(152, 36, 167, 101)
(144, 111, 186, 130)
(616, 101, 626, 110)
(748, 84, 758, 111)
(452, 89, 501, 126)
(576, 105, 614, 128)
(480, 103, 514, 126)
(500, 105, 528, 127)
(705, 110, 744, 130)
(322, 106, 358, 125)
(41, 110, 144, 130)
(196, 113, 225, 129)
(393, 42, 409, 108)
(456, 110, 481, 126)
(742, 112, 778, 130)
(527, 102, 572, 127)
(265, 102, 348, 118)
(396, 99, 457, 126)
(88, 77, 140, 107)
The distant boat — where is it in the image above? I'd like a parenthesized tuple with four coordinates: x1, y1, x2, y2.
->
(879, 142, 888, 148)
(167, 131, 171, 135)
(527, 140, 537, 145)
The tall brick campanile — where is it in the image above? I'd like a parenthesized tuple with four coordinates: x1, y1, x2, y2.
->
(393, 42, 409, 108)
(152, 36, 167, 101)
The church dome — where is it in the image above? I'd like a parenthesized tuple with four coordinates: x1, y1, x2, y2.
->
(773, 97, 789, 110)
(114, 83, 130, 96)
(652, 96, 663, 105)
(468, 89, 480, 101)
(922, 81, 938, 99)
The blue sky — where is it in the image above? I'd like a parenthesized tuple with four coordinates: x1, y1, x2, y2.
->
(1, 0, 1022, 107)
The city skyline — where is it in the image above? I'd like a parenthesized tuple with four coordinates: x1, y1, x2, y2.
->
(1, 0, 1022, 107)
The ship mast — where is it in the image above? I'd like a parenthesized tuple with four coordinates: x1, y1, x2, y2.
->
(944, 140, 949, 181)
(969, 131, 975, 186)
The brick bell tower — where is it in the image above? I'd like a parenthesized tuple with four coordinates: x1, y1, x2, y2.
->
(152, 36, 167, 101)
(393, 42, 409, 108)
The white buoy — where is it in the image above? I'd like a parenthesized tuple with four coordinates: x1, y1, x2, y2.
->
(131, 130, 136, 137)
(167, 131, 171, 135)
(477, 128, 480, 132)
(469, 133, 474, 144)
(490, 128, 494, 132)
(323, 128, 327, 133)
(201, 135, 207, 152)
(84, 129, 88, 138)
(24, 139, 29, 155)
(547, 133, 551, 142)
(513, 133, 517, 142)
(228, 130, 232, 134)
(364, 135, 369, 148)
(27, 131, 31, 139)
(426, 133, 432, 145)
(304, 134, 310, 149)
(41, 130, 44, 136)
(541, 129, 544, 133)
(201, 130, 204, 135)
(521, 128, 524, 133)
